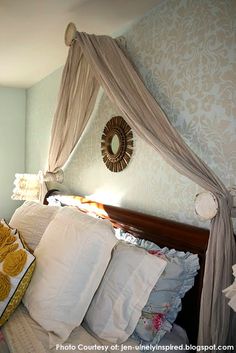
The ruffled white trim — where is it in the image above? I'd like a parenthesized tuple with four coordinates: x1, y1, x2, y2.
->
(118, 231, 200, 345)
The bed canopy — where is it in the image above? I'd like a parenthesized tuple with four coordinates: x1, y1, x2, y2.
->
(45, 23, 235, 349)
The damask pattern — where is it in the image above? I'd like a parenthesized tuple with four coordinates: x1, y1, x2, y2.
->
(64, 0, 236, 228)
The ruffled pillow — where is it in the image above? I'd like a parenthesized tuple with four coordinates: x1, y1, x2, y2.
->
(117, 230, 199, 345)
(85, 242, 167, 343)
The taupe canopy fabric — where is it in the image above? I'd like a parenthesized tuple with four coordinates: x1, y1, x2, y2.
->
(48, 40, 99, 172)
(47, 31, 235, 348)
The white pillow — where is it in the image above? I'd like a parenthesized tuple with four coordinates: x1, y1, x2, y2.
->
(23, 206, 117, 347)
(9, 201, 59, 251)
(85, 242, 167, 343)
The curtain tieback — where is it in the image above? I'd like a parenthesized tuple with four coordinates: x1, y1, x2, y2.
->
(38, 169, 64, 183)
(195, 190, 235, 220)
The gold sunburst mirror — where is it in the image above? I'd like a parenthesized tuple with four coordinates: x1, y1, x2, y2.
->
(101, 116, 133, 172)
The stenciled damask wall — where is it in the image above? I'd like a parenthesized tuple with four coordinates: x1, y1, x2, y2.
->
(63, 0, 236, 227)
(27, 0, 236, 228)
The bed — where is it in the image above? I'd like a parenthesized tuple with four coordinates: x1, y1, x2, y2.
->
(0, 190, 209, 352)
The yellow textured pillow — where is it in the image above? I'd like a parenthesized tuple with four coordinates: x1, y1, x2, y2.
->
(0, 219, 35, 326)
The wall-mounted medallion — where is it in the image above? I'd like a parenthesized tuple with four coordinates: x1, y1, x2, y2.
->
(101, 116, 133, 172)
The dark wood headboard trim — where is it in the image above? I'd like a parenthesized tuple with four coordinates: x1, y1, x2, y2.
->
(44, 190, 209, 344)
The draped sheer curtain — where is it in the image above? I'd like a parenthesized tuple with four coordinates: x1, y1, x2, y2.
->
(47, 31, 235, 348)
(40, 39, 99, 201)
(47, 39, 99, 172)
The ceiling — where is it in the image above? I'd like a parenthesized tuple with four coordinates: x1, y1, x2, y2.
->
(0, 0, 160, 88)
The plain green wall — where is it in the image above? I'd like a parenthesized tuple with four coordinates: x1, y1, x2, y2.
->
(26, 67, 63, 173)
(0, 87, 26, 220)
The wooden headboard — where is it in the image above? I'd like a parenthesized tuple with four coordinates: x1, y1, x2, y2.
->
(44, 190, 209, 344)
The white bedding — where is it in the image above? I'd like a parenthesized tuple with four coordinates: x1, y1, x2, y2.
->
(2, 305, 189, 353)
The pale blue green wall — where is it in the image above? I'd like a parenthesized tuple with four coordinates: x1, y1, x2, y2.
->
(26, 67, 63, 173)
(0, 87, 26, 220)
(25, 0, 236, 228)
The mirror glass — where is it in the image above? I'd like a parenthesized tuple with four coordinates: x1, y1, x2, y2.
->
(111, 134, 119, 155)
